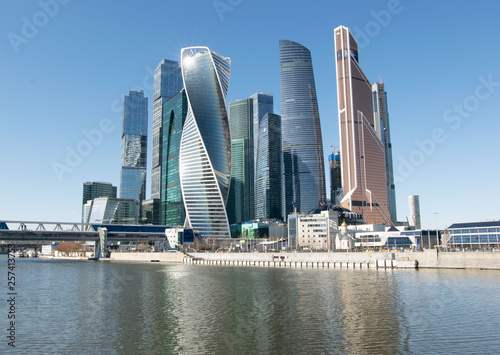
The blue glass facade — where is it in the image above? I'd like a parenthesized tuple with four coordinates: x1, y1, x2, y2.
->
(279, 40, 326, 218)
(161, 90, 188, 226)
(255, 112, 282, 220)
(152, 60, 183, 200)
(227, 99, 254, 224)
(180, 47, 232, 239)
(249, 93, 273, 175)
(120, 91, 148, 204)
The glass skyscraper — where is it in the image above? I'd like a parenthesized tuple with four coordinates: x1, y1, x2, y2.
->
(120, 90, 148, 204)
(227, 98, 254, 224)
(255, 112, 282, 220)
(249, 93, 273, 172)
(279, 40, 326, 219)
(180, 47, 232, 239)
(151, 59, 183, 199)
(372, 82, 397, 224)
(161, 89, 188, 226)
(334, 26, 391, 225)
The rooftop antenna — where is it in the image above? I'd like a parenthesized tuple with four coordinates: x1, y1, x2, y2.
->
(379, 74, 383, 84)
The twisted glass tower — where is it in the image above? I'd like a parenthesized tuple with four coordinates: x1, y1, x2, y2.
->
(180, 47, 231, 239)
(279, 40, 326, 218)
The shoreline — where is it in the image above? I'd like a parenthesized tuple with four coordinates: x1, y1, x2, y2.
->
(35, 250, 500, 270)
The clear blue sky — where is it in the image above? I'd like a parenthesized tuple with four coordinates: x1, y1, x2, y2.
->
(1, 0, 499, 229)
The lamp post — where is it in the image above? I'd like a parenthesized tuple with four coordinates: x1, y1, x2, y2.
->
(434, 212, 439, 249)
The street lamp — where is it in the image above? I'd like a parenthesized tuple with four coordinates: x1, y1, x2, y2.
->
(434, 212, 439, 249)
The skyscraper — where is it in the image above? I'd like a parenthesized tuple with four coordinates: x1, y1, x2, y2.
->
(334, 26, 391, 225)
(255, 112, 282, 220)
(180, 47, 232, 239)
(120, 90, 148, 204)
(227, 98, 254, 224)
(279, 40, 326, 219)
(151, 59, 183, 199)
(161, 89, 188, 226)
(372, 82, 397, 224)
(249, 93, 274, 173)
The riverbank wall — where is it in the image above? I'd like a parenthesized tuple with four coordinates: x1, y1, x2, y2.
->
(183, 249, 500, 270)
(96, 249, 500, 270)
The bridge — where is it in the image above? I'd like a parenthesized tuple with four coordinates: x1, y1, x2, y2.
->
(0, 221, 170, 259)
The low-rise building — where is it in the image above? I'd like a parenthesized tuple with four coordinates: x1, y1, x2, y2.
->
(444, 221, 500, 250)
(288, 210, 338, 250)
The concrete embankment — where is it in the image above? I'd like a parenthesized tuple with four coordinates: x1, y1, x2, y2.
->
(184, 250, 500, 270)
(103, 250, 500, 270)
(185, 251, 413, 269)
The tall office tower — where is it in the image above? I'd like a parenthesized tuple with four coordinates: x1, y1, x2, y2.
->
(255, 112, 282, 220)
(120, 90, 148, 204)
(329, 152, 342, 205)
(161, 89, 188, 226)
(372, 82, 397, 224)
(279, 40, 326, 219)
(408, 195, 421, 230)
(180, 47, 232, 239)
(151, 60, 183, 199)
(249, 93, 274, 170)
(334, 26, 391, 225)
(227, 98, 254, 224)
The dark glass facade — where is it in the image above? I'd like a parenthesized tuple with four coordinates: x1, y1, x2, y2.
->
(161, 90, 188, 226)
(152, 60, 183, 199)
(249, 93, 273, 176)
(329, 152, 342, 205)
(255, 112, 282, 220)
(279, 40, 326, 219)
(120, 91, 148, 204)
(180, 47, 232, 239)
(227, 99, 254, 224)
(82, 181, 117, 205)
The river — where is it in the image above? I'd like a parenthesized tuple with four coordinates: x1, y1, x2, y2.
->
(1, 255, 499, 354)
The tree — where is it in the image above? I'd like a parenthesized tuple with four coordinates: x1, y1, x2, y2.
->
(55, 242, 84, 256)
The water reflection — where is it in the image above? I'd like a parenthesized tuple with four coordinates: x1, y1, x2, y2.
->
(1, 256, 500, 354)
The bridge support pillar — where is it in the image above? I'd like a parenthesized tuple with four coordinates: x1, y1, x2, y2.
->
(95, 227, 108, 259)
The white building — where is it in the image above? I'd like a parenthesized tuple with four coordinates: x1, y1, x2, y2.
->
(41, 244, 58, 256)
(288, 210, 338, 250)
